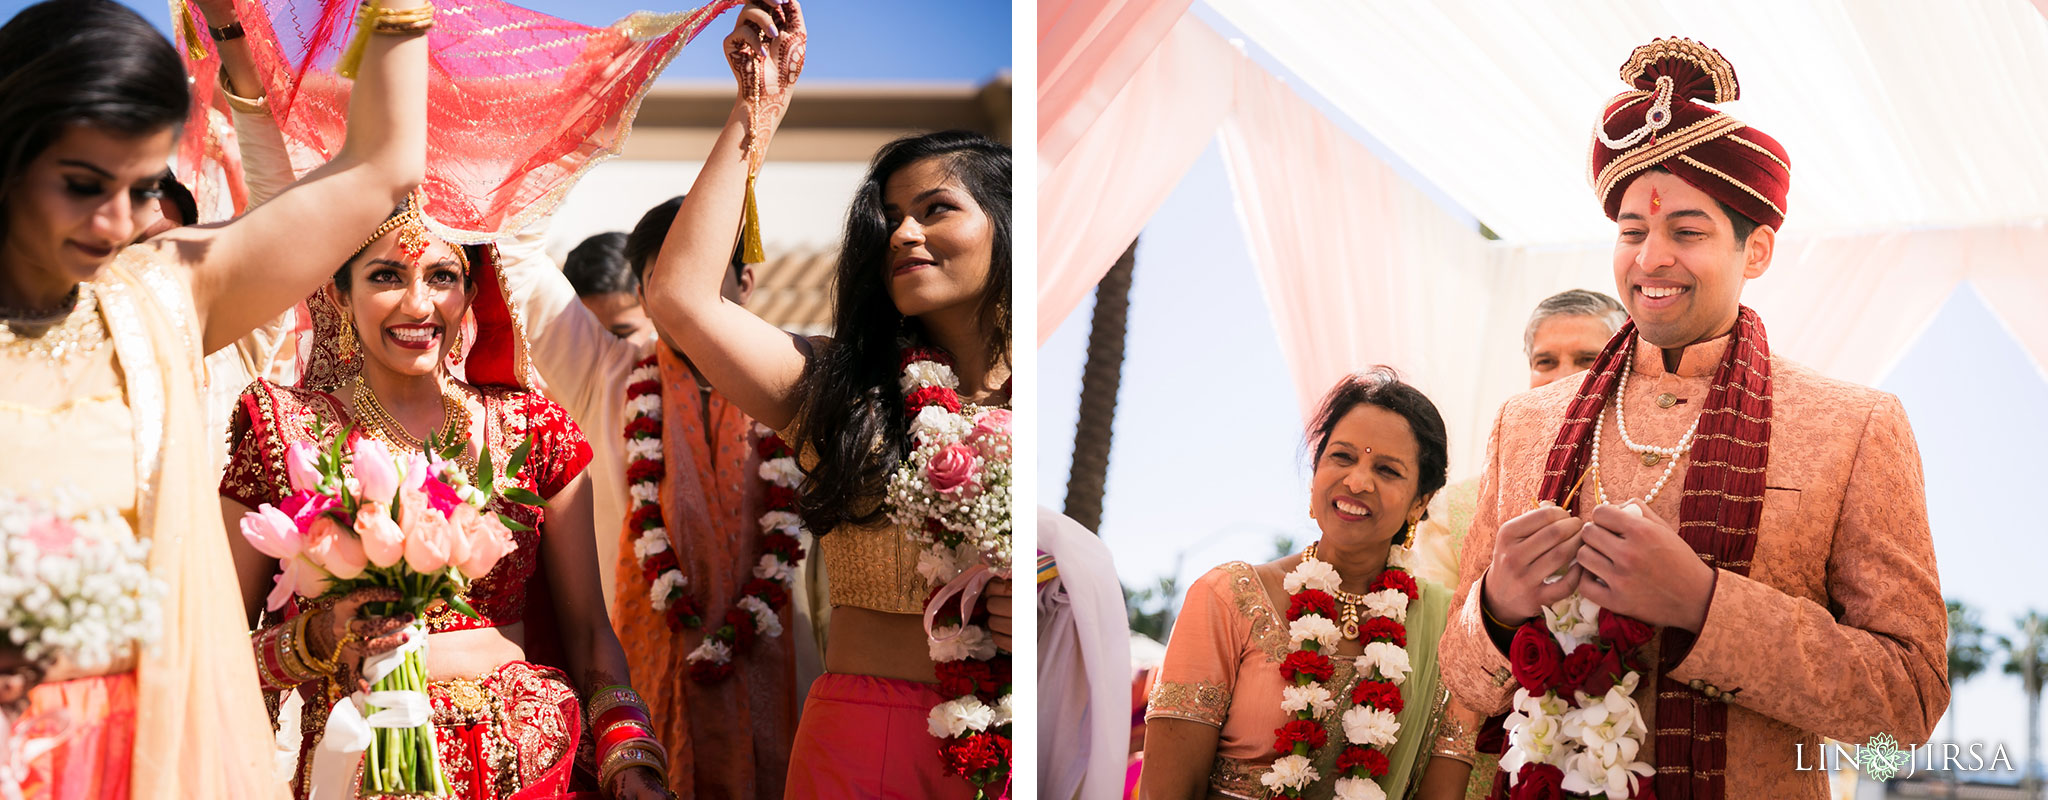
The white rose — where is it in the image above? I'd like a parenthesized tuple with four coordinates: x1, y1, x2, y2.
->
(1358, 641, 1411, 685)
(1288, 615, 1342, 652)
(1283, 559, 1341, 595)
(1279, 684, 1338, 718)
(1361, 588, 1408, 624)
(1333, 777, 1387, 800)
(1259, 754, 1319, 793)
(1341, 705, 1401, 748)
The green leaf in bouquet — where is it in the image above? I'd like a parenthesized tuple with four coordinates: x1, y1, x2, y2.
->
(436, 434, 464, 462)
(507, 435, 534, 477)
(476, 445, 496, 498)
(445, 594, 481, 619)
(501, 486, 548, 509)
(497, 512, 533, 533)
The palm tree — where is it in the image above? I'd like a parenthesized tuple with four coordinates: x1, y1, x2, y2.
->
(1063, 239, 1137, 533)
(1946, 600, 1991, 797)
(1999, 610, 2048, 799)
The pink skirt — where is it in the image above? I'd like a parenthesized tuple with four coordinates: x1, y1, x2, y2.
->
(784, 673, 976, 799)
(17, 673, 137, 800)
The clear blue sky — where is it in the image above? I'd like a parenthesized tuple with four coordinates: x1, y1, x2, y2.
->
(1, 0, 1011, 84)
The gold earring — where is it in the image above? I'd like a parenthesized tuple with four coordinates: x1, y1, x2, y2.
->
(339, 314, 359, 364)
(448, 325, 465, 365)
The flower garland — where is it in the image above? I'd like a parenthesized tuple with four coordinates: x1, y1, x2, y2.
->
(1498, 587, 1658, 799)
(885, 343, 1013, 798)
(622, 355, 807, 683)
(1265, 547, 1419, 800)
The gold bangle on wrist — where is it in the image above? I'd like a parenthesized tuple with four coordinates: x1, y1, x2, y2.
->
(367, 2, 434, 35)
(600, 745, 666, 791)
(292, 612, 353, 675)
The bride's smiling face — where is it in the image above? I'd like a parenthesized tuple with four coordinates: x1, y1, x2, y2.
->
(332, 232, 473, 378)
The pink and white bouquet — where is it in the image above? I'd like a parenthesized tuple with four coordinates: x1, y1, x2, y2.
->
(0, 489, 162, 800)
(237, 425, 539, 798)
(885, 343, 1013, 797)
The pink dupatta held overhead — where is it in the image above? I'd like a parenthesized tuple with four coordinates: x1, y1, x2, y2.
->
(172, 0, 743, 235)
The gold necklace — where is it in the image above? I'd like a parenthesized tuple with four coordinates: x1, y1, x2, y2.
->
(1303, 542, 1376, 640)
(352, 376, 476, 474)
(0, 284, 107, 365)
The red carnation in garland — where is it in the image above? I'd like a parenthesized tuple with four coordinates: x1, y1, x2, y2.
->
(629, 504, 664, 531)
(724, 610, 756, 648)
(624, 417, 661, 438)
(905, 386, 962, 416)
(1597, 608, 1655, 653)
(742, 577, 791, 609)
(756, 436, 789, 459)
(936, 659, 995, 699)
(1279, 650, 1334, 684)
(1357, 616, 1406, 647)
(688, 656, 732, 682)
(1509, 622, 1565, 692)
(1350, 678, 1404, 715)
(642, 550, 680, 581)
(761, 532, 803, 561)
(899, 346, 952, 370)
(1336, 744, 1390, 778)
(626, 459, 664, 483)
(765, 485, 799, 511)
(663, 594, 701, 631)
(1271, 719, 1327, 753)
(941, 732, 1006, 778)
(1511, 763, 1565, 800)
(1371, 568, 1420, 601)
(625, 380, 660, 399)
(1286, 589, 1337, 622)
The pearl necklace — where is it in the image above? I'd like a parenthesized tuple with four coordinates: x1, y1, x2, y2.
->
(1613, 345, 1701, 462)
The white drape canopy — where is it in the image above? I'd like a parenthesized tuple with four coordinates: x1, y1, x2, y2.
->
(1039, 0, 2048, 477)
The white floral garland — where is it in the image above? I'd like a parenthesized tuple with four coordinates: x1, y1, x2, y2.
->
(1499, 591, 1655, 798)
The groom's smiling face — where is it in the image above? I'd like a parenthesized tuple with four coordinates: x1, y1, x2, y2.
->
(1611, 172, 1773, 349)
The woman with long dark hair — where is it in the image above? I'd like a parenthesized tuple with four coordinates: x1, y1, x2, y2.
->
(0, 0, 425, 795)
(640, 2, 1012, 794)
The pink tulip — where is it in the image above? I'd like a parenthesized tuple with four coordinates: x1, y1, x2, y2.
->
(443, 504, 477, 570)
(403, 509, 455, 574)
(305, 516, 368, 579)
(285, 441, 324, 494)
(267, 556, 331, 611)
(279, 491, 338, 534)
(354, 502, 406, 568)
(351, 439, 400, 506)
(458, 512, 517, 580)
(400, 452, 430, 492)
(241, 503, 304, 559)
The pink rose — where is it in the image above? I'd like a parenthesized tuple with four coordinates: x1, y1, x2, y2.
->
(285, 441, 324, 494)
(241, 503, 304, 559)
(403, 507, 455, 574)
(24, 518, 78, 558)
(457, 511, 517, 580)
(278, 491, 338, 534)
(924, 444, 981, 498)
(304, 516, 368, 579)
(400, 452, 430, 492)
(268, 556, 331, 611)
(351, 439, 400, 506)
(354, 502, 406, 568)
(971, 408, 1012, 438)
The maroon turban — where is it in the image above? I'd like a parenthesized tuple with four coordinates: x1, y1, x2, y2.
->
(1589, 38, 1791, 230)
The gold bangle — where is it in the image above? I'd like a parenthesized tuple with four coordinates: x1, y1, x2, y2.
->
(599, 744, 666, 791)
(372, 18, 433, 35)
(366, 3, 433, 34)
(1482, 601, 1532, 631)
(292, 612, 354, 675)
(585, 687, 650, 724)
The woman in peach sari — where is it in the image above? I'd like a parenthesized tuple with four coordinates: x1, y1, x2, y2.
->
(1143, 370, 1481, 800)
(0, 0, 425, 795)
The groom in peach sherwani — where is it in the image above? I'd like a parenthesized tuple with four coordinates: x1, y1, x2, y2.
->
(1439, 39, 1947, 800)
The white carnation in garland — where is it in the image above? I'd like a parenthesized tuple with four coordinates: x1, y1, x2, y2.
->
(758, 510, 803, 536)
(899, 360, 958, 393)
(627, 393, 663, 417)
(909, 404, 975, 443)
(1360, 588, 1409, 624)
(629, 482, 660, 505)
(628, 364, 659, 384)
(929, 623, 998, 663)
(1288, 615, 1342, 651)
(625, 438, 663, 462)
(1333, 777, 1387, 800)
(1279, 684, 1339, 718)
(1358, 641, 1411, 685)
(757, 457, 803, 486)
(684, 638, 731, 666)
(1340, 705, 1401, 748)
(1282, 558, 1341, 594)
(752, 553, 794, 584)
(737, 594, 782, 638)
(631, 529, 671, 560)
(925, 696, 995, 738)
(993, 693, 1013, 726)
(647, 570, 688, 611)
(1259, 754, 1319, 793)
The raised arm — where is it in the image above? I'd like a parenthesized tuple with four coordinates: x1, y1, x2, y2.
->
(640, 0, 810, 430)
(181, 0, 429, 354)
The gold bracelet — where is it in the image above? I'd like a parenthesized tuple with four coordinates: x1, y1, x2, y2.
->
(585, 687, 650, 724)
(292, 612, 354, 675)
(366, 3, 433, 35)
(372, 18, 433, 35)
(1482, 601, 1532, 631)
(599, 744, 666, 792)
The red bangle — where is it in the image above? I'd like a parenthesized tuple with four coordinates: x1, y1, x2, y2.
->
(598, 725, 655, 757)
(593, 704, 650, 733)
(255, 627, 295, 689)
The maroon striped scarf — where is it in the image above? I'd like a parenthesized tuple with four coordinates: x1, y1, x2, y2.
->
(1536, 306, 1773, 800)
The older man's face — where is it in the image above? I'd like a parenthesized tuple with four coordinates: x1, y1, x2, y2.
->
(1528, 314, 1616, 389)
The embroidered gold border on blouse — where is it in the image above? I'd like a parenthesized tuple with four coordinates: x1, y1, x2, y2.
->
(1145, 680, 1230, 728)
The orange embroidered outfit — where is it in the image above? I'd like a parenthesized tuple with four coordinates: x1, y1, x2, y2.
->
(610, 350, 795, 798)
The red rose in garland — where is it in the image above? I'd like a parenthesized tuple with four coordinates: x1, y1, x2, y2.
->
(1555, 643, 1603, 696)
(1511, 763, 1566, 800)
(1509, 622, 1564, 692)
(1597, 608, 1655, 653)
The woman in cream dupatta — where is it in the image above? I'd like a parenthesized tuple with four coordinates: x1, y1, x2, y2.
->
(0, 0, 426, 795)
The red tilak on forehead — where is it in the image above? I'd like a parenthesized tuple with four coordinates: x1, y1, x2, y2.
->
(1651, 186, 1662, 212)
